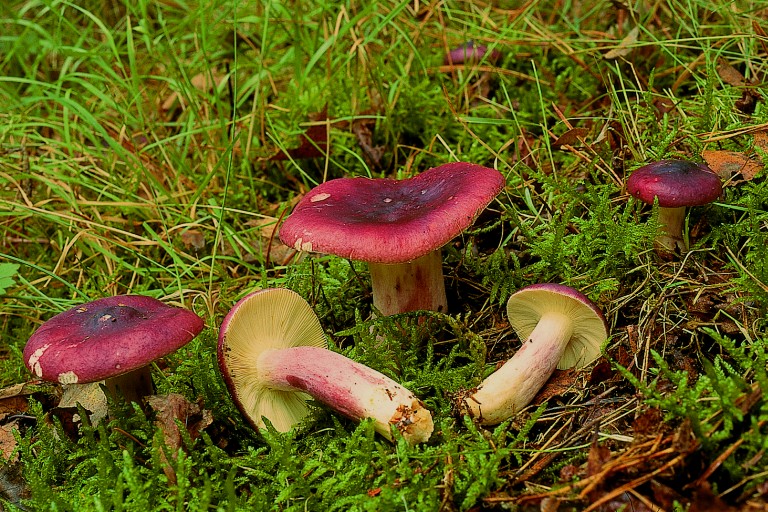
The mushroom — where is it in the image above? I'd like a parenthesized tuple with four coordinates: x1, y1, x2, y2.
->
(217, 288, 434, 444)
(444, 41, 501, 66)
(458, 284, 607, 425)
(23, 295, 204, 404)
(278, 162, 505, 316)
(626, 159, 722, 258)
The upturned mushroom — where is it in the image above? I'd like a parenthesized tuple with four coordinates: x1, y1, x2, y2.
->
(458, 284, 607, 425)
(217, 287, 434, 444)
(23, 295, 204, 403)
(278, 162, 505, 316)
(626, 159, 722, 258)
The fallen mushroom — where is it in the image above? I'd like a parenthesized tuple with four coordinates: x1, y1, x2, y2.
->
(217, 287, 434, 444)
(458, 284, 607, 425)
(278, 162, 505, 316)
(626, 159, 722, 258)
(23, 295, 204, 404)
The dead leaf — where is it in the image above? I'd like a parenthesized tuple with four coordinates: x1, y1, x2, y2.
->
(270, 106, 329, 161)
(0, 462, 30, 507)
(180, 229, 206, 253)
(702, 149, 763, 181)
(553, 127, 590, 148)
(631, 407, 663, 437)
(531, 368, 578, 405)
(351, 118, 384, 168)
(604, 26, 640, 60)
(754, 130, 768, 153)
(147, 393, 212, 453)
(161, 71, 226, 111)
(717, 62, 747, 87)
(0, 381, 56, 420)
(146, 393, 213, 483)
(0, 421, 19, 461)
(244, 216, 298, 266)
(58, 382, 109, 426)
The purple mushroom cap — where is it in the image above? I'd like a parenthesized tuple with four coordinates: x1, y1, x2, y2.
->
(23, 295, 204, 385)
(626, 159, 722, 208)
(444, 41, 501, 65)
(278, 162, 506, 264)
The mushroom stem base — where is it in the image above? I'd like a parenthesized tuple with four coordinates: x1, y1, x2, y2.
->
(461, 311, 573, 425)
(369, 251, 447, 316)
(655, 206, 686, 258)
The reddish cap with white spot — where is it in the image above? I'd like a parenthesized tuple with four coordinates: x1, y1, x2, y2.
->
(23, 295, 204, 385)
(278, 162, 505, 264)
(626, 159, 722, 208)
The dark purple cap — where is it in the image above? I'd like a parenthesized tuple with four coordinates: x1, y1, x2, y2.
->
(278, 162, 505, 264)
(24, 295, 204, 384)
(627, 159, 722, 208)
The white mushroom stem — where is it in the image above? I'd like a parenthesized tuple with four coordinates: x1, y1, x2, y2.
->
(655, 206, 687, 257)
(463, 311, 574, 425)
(258, 345, 434, 444)
(368, 251, 447, 316)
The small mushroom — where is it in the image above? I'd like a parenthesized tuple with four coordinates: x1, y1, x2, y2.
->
(23, 295, 204, 403)
(626, 159, 722, 258)
(458, 284, 607, 425)
(444, 41, 501, 66)
(217, 288, 434, 444)
(278, 162, 505, 316)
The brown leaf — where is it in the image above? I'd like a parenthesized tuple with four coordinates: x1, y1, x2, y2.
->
(702, 149, 763, 181)
(588, 360, 614, 385)
(585, 439, 612, 499)
(245, 216, 299, 266)
(147, 393, 212, 455)
(603, 26, 640, 60)
(0, 420, 19, 461)
(180, 229, 206, 253)
(553, 127, 589, 148)
(146, 393, 212, 484)
(631, 407, 663, 436)
(0, 381, 56, 419)
(754, 130, 768, 153)
(531, 368, 578, 405)
(351, 118, 384, 168)
(161, 71, 226, 111)
(717, 62, 747, 87)
(270, 106, 329, 161)
(0, 462, 30, 507)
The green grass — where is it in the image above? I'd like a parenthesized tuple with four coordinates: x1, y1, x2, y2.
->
(1, 0, 768, 509)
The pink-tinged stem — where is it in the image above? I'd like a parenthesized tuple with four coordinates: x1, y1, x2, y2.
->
(258, 346, 434, 443)
(368, 250, 447, 316)
(463, 311, 574, 425)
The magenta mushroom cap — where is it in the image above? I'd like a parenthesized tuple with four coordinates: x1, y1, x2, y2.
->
(23, 295, 204, 385)
(444, 41, 501, 65)
(626, 159, 722, 208)
(278, 162, 505, 264)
